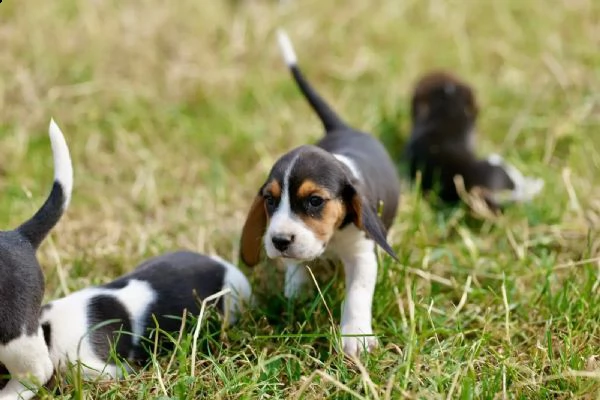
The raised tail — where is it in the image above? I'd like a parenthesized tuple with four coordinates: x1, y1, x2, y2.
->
(276, 29, 347, 132)
(17, 119, 73, 249)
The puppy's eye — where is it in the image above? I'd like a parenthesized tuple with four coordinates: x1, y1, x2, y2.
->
(307, 195, 324, 208)
(264, 195, 276, 207)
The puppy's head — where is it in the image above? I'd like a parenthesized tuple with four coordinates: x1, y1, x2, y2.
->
(411, 71, 478, 144)
(240, 146, 394, 266)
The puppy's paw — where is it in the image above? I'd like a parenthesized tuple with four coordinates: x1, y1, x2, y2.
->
(341, 324, 378, 357)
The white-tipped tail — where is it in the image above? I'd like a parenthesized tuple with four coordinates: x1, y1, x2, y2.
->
(49, 118, 73, 208)
(503, 163, 545, 202)
(487, 154, 544, 203)
(277, 29, 297, 66)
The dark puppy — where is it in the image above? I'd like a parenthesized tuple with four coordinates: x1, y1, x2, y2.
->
(405, 71, 543, 211)
(40, 251, 252, 379)
(0, 120, 73, 400)
(240, 30, 400, 356)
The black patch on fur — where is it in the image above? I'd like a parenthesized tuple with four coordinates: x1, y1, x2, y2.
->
(0, 231, 45, 344)
(100, 251, 228, 361)
(0, 363, 9, 388)
(87, 295, 133, 361)
(42, 322, 52, 347)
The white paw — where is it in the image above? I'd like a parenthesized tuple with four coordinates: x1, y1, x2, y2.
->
(341, 324, 378, 357)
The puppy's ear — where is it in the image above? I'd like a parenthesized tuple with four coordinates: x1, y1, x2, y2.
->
(345, 184, 398, 261)
(240, 194, 267, 267)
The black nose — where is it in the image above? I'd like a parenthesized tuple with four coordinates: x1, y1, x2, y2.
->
(272, 235, 294, 252)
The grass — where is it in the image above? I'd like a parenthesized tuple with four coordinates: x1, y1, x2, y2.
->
(1, 0, 599, 398)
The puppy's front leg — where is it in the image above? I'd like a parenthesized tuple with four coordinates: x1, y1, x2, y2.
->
(0, 330, 54, 400)
(339, 239, 378, 357)
(284, 260, 308, 299)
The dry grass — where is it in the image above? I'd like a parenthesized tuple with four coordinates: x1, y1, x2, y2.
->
(1, 0, 599, 398)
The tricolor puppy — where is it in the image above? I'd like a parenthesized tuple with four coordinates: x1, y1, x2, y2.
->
(0, 120, 73, 400)
(40, 251, 252, 380)
(405, 71, 544, 211)
(240, 30, 400, 357)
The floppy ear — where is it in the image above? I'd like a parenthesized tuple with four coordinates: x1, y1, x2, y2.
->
(240, 194, 267, 267)
(345, 184, 399, 261)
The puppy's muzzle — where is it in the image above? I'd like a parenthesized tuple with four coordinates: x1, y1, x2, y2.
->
(271, 234, 294, 252)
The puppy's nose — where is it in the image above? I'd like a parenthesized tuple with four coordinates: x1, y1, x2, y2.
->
(272, 234, 294, 252)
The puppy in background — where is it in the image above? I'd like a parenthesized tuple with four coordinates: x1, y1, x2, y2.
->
(0, 120, 73, 400)
(405, 71, 544, 212)
(240, 30, 400, 357)
(40, 251, 252, 380)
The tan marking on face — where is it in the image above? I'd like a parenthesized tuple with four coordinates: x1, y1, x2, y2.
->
(295, 180, 347, 243)
(297, 180, 330, 199)
(264, 180, 281, 198)
(300, 199, 347, 243)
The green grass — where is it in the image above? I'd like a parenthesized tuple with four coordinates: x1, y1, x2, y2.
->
(1, 0, 600, 398)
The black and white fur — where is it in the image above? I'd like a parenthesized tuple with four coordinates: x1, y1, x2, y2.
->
(0, 120, 73, 400)
(240, 30, 400, 357)
(39, 251, 252, 379)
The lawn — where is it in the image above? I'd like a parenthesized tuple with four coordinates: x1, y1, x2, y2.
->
(1, 0, 599, 398)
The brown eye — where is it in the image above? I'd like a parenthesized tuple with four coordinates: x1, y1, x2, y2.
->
(307, 195, 324, 208)
(264, 194, 276, 208)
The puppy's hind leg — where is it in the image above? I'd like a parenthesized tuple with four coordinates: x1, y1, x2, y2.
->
(0, 331, 53, 400)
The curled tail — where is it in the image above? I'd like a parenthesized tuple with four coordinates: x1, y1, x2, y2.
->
(17, 119, 73, 249)
(276, 29, 347, 132)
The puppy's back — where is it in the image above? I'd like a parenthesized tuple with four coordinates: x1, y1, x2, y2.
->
(42, 251, 252, 373)
(107, 251, 251, 333)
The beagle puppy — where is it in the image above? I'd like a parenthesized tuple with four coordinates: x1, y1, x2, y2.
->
(240, 30, 400, 357)
(39, 251, 252, 380)
(405, 71, 544, 211)
(0, 120, 73, 400)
